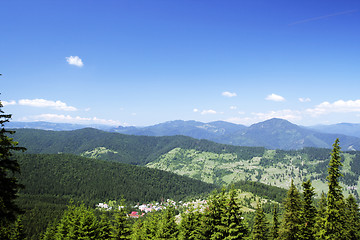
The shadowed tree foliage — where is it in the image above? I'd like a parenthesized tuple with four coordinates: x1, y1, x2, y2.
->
(0, 98, 26, 239)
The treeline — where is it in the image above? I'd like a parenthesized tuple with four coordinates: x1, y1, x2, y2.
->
(232, 180, 288, 203)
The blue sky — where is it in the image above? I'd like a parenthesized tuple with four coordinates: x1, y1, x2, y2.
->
(1, 0, 360, 126)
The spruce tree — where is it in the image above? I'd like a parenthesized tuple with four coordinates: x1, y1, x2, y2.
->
(300, 180, 316, 240)
(252, 203, 269, 240)
(344, 194, 360, 239)
(157, 207, 179, 239)
(98, 213, 112, 240)
(314, 192, 327, 240)
(180, 205, 205, 240)
(0, 99, 26, 227)
(112, 207, 131, 239)
(324, 138, 346, 239)
(224, 188, 248, 240)
(271, 205, 280, 240)
(281, 179, 302, 240)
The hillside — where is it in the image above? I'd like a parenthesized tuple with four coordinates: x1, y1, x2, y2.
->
(14, 153, 216, 238)
(13, 128, 265, 165)
(12, 128, 360, 198)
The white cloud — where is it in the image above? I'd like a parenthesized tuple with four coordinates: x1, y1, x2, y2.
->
(193, 108, 199, 113)
(299, 97, 311, 102)
(21, 114, 122, 126)
(222, 91, 237, 97)
(18, 99, 77, 111)
(2, 100, 16, 106)
(230, 106, 237, 110)
(265, 93, 285, 102)
(201, 109, 217, 115)
(66, 56, 84, 67)
(306, 99, 360, 116)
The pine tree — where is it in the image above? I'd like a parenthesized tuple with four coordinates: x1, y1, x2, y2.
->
(324, 138, 346, 239)
(314, 192, 327, 240)
(0, 99, 26, 227)
(281, 179, 302, 240)
(300, 180, 316, 240)
(98, 213, 112, 240)
(179, 205, 205, 240)
(271, 205, 280, 240)
(224, 188, 248, 240)
(252, 203, 269, 240)
(344, 194, 360, 239)
(157, 207, 179, 239)
(112, 207, 131, 239)
(203, 188, 227, 240)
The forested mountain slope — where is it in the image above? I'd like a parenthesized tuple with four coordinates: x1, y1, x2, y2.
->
(12, 128, 360, 197)
(16, 153, 216, 203)
(13, 128, 264, 165)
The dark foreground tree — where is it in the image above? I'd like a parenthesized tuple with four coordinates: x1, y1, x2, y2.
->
(0, 98, 26, 235)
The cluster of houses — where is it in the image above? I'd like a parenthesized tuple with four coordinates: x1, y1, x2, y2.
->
(96, 199, 208, 218)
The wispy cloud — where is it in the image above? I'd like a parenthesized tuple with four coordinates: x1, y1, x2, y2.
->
(230, 106, 237, 110)
(193, 108, 199, 113)
(222, 91, 237, 97)
(289, 9, 358, 26)
(201, 109, 217, 115)
(306, 99, 360, 116)
(265, 93, 285, 102)
(66, 56, 84, 67)
(299, 97, 311, 103)
(20, 114, 122, 126)
(18, 99, 77, 111)
(2, 100, 16, 106)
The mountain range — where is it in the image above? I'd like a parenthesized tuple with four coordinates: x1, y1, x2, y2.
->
(9, 118, 360, 150)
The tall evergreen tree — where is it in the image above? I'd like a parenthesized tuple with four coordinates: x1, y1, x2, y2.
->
(224, 187, 248, 240)
(180, 205, 205, 240)
(112, 207, 131, 239)
(0, 99, 26, 227)
(281, 179, 302, 240)
(344, 194, 360, 239)
(300, 180, 316, 240)
(314, 192, 327, 240)
(252, 203, 269, 240)
(203, 189, 227, 240)
(324, 138, 346, 240)
(271, 205, 280, 240)
(157, 207, 179, 240)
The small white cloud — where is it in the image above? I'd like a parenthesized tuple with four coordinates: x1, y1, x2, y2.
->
(230, 106, 237, 110)
(266, 93, 285, 102)
(66, 56, 84, 67)
(201, 109, 217, 115)
(299, 97, 311, 102)
(222, 91, 237, 97)
(2, 100, 16, 106)
(306, 99, 360, 116)
(18, 99, 77, 111)
(193, 108, 199, 113)
(21, 114, 122, 126)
